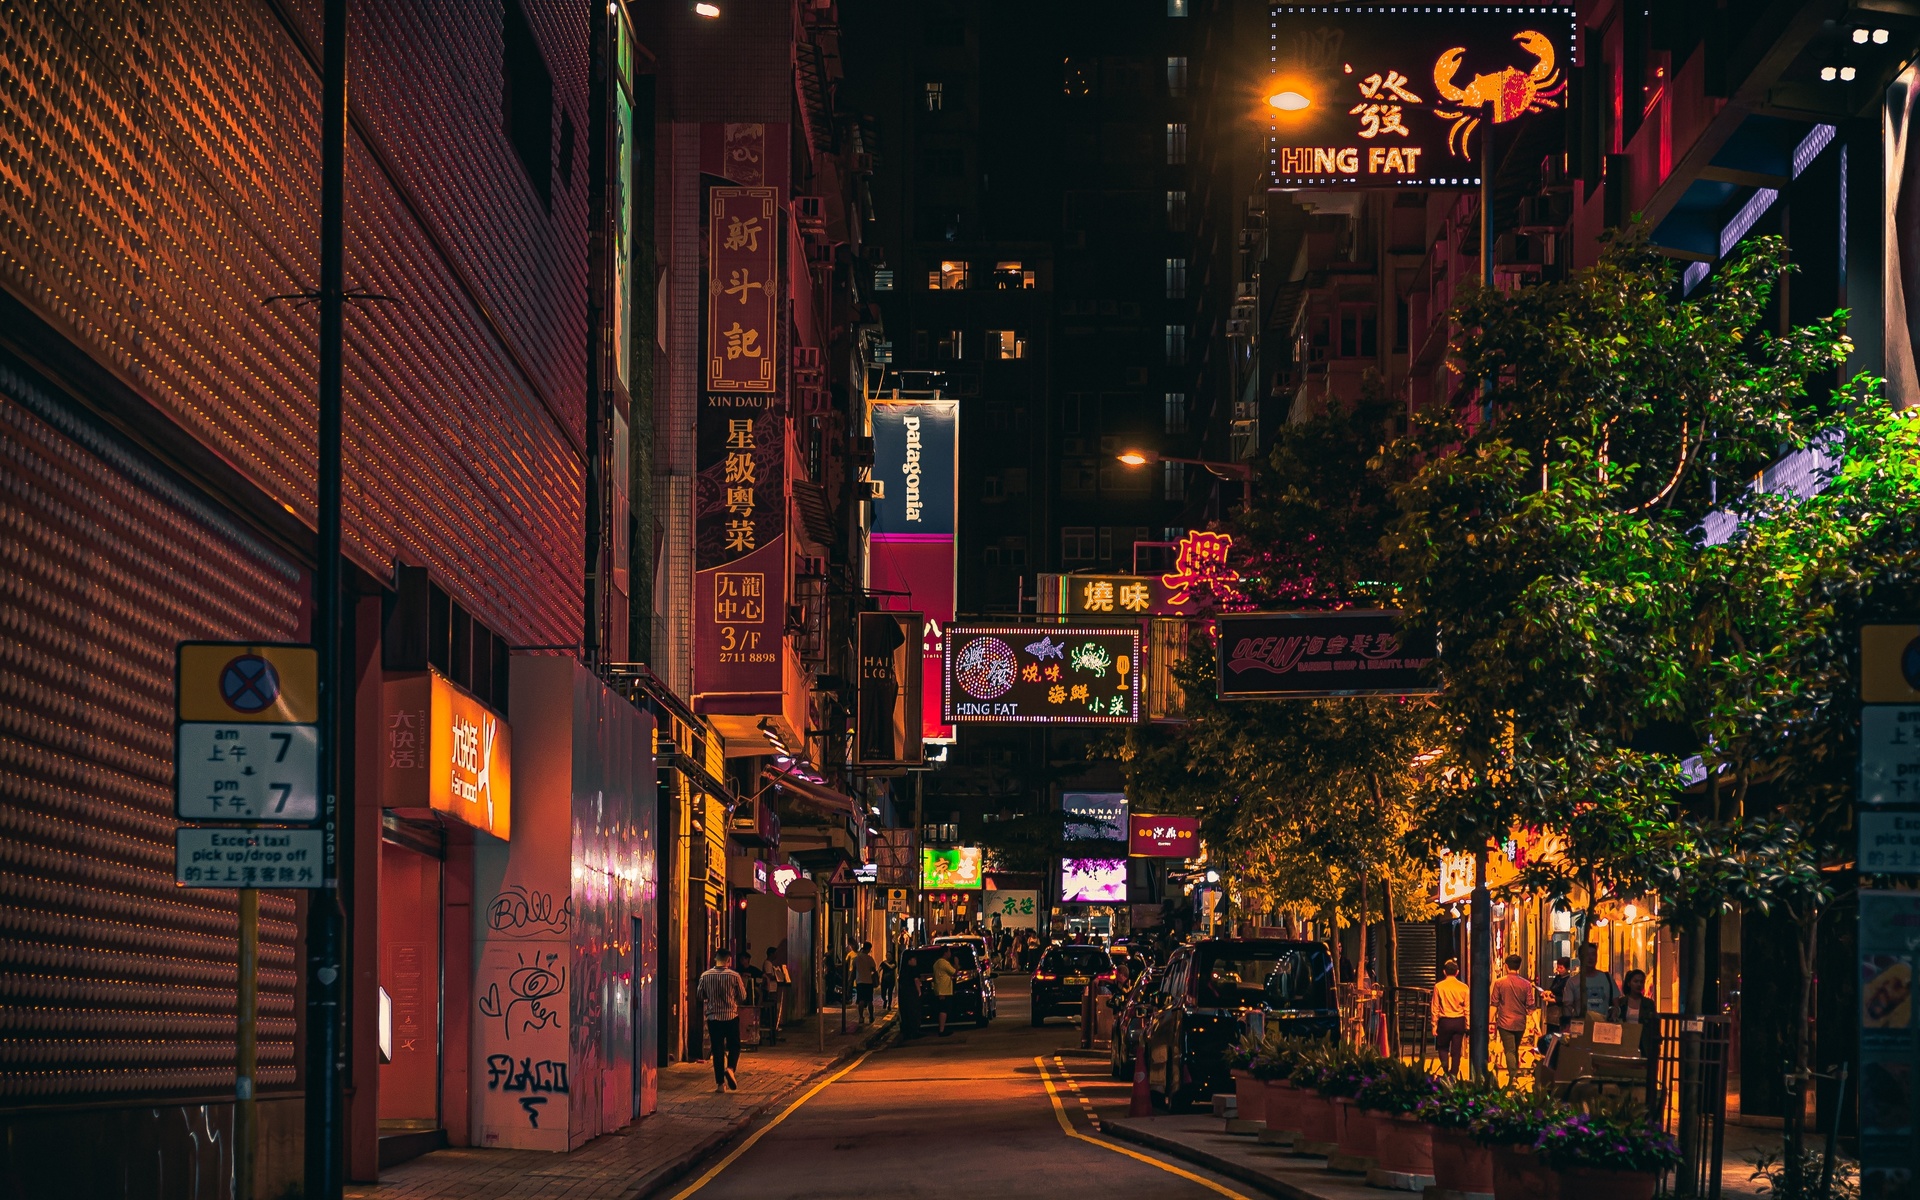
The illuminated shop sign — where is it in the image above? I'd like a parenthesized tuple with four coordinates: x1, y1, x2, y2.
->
(943, 626, 1143, 725)
(1063, 793, 1129, 843)
(921, 847, 984, 890)
(1267, 6, 1574, 188)
(1215, 610, 1437, 698)
(381, 671, 512, 840)
(1128, 814, 1200, 858)
(1061, 858, 1127, 904)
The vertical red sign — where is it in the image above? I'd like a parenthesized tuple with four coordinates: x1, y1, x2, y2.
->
(869, 400, 958, 743)
(707, 187, 779, 394)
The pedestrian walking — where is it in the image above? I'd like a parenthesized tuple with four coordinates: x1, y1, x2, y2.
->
(879, 954, 897, 1011)
(697, 948, 748, 1092)
(1565, 942, 1619, 1021)
(851, 940, 879, 1025)
(1491, 954, 1545, 1084)
(930, 946, 958, 1036)
(763, 947, 793, 1042)
(1431, 959, 1470, 1077)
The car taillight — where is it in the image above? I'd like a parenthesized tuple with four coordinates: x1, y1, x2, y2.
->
(1034, 973, 1058, 981)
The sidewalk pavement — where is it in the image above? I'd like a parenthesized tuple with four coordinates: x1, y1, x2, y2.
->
(345, 1010, 894, 1200)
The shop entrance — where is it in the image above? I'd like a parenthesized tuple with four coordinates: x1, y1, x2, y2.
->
(379, 836, 443, 1142)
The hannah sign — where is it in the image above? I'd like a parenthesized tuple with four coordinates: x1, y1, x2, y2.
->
(1267, 5, 1574, 188)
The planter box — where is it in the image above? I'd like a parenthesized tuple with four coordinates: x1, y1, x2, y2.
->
(1262, 1080, 1303, 1137)
(1372, 1112, 1435, 1176)
(1329, 1098, 1380, 1174)
(1233, 1071, 1266, 1125)
(1291, 1088, 1339, 1153)
(1491, 1144, 1556, 1200)
(1554, 1166, 1657, 1200)
(1429, 1126, 1495, 1194)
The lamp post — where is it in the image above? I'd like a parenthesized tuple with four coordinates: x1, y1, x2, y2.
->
(1115, 449, 1254, 482)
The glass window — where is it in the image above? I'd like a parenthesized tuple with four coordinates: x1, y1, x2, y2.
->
(1167, 0, 1187, 15)
(925, 81, 944, 111)
(1062, 527, 1097, 562)
(1164, 392, 1187, 433)
(1163, 460, 1185, 499)
(1166, 122, 1187, 165)
(986, 329, 1025, 359)
(993, 261, 1035, 289)
(937, 329, 965, 359)
(1165, 257, 1187, 299)
(1164, 323, 1186, 364)
(1165, 189, 1188, 230)
(935, 260, 969, 289)
(1166, 55, 1187, 97)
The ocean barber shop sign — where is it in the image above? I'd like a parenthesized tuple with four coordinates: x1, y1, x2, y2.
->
(1266, 5, 1574, 187)
(1216, 610, 1437, 698)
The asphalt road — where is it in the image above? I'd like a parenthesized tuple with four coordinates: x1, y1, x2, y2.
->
(662, 990, 1251, 1200)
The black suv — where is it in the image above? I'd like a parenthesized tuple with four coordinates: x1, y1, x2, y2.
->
(1144, 939, 1337, 1110)
(1029, 944, 1119, 1025)
(899, 944, 996, 1034)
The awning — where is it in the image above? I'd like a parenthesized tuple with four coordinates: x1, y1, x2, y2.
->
(761, 766, 856, 822)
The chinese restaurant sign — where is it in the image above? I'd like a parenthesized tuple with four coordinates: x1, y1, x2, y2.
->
(1267, 6, 1573, 188)
(922, 847, 984, 890)
(693, 392, 787, 704)
(943, 626, 1142, 725)
(1216, 610, 1437, 698)
(707, 187, 778, 391)
(870, 399, 959, 743)
(1161, 530, 1240, 606)
(381, 671, 512, 840)
(990, 889, 1039, 929)
(1129, 814, 1199, 858)
(1046, 574, 1198, 616)
(857, 611, 923, 768)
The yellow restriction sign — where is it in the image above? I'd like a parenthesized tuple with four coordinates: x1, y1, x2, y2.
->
(1863, 625, 1920, 705)
(177, 642, 320, 724)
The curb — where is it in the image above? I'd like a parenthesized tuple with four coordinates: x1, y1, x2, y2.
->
(1100, 1120, 1335, 1200)
(630, 1014, 898, 1199)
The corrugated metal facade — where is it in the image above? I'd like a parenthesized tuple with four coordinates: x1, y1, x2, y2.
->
(0, 0, 589, 645)
(0, 359, 304, 1102)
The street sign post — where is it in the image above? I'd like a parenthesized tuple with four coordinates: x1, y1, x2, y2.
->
(175, 826, 327, 889)
(175, 643, 322, 823)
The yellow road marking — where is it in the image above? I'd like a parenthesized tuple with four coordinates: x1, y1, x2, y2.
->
(1034, 1056, 1254, 1200)
(667, 1050, 874, 1199)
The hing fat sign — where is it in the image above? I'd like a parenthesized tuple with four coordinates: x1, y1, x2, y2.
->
(1267, 6, 1574, 188)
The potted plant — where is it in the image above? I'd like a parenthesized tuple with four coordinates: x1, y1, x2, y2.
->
(1318, 1046, 1385, 1171)
(1352, 1058, 1442, 1183)
(1281, 1042, 1344, 1151)
(1472, 1087, 1571, 1200)
(1415, 1079, 1507, 1195)
(1253, 1035, 1311, 1139)
(1226, 1034, 1267, 1126)
(1532, 1099, 1680, 1200)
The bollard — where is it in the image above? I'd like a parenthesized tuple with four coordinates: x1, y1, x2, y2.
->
(1130, 1027, 1154, 1117)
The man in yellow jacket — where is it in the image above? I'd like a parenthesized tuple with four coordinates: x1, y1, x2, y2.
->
(1431, 959, 1470, 1077)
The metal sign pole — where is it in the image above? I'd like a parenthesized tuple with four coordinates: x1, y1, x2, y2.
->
(237, 888, 258, 1200)
(1467, 122, 1497, 1085)
(306, 0, 348, 1193)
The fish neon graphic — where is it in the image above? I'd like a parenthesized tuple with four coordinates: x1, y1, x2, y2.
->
(1025, 636, 1066, 661)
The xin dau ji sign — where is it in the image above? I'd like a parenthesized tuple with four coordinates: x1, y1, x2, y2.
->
(1267, 6, 1574, 188)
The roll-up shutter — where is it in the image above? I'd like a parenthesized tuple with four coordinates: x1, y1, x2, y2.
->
(0, 359, 304, 1104)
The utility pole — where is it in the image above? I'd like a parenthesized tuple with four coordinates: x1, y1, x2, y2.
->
(1467, 123, 1497, 1084)
(306, 0, 348, 1194)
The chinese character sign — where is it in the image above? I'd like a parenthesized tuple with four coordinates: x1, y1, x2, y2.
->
(922, 847, 984, 890)
(1216, 610, 1437, 698)
(1267, 6, 1573, 188)
(1128, 814, 1199, 858)
(943, 626, 1142, 725)
(379, 671, 512, 840)
(992, 889, 1040, 930)
(707, 186, 778, 391)
(1050, 573, 1197, 617)
(1159, 530, 1241, 607)
(693, 392, 787, 703)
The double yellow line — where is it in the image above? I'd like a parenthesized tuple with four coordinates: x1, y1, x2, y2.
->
(1033, 1055, 1255, 1200)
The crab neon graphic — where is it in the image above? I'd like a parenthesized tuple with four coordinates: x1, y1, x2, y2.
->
(1433, 30, 1563, 157)
(943, 626, 1143, 725)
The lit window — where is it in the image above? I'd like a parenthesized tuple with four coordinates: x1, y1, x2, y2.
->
(1167, 0, 1186, 15)
(1163, 461, 1186, 500)
(1167, 56, 1188, 97)
(1063, 527, 1097, 562)
(1163, 525, 1185, 542)
(938, 329, 965, 359)
(994, 261, 1035, 289)
(936, 260, 969, 289)
(1166, 123, 1187, 165)
(1165, 257, 1187, 300)
(926, 81, 944, 111)
(1164, 323, 1186, 364)
(1166, 189, 1188, 230)
(873, 268, 894, 292)
(987, 329, 1026, 360)
(1164, 392, 1187, 433)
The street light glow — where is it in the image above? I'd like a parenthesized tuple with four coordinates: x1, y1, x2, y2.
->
(1117, 451, 1151, 466)
(694, 2, 721, 16)
(1268, 90, 1311, 111)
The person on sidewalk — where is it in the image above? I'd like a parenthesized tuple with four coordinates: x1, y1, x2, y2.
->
(850, 941, 879, 1026)
(1431, 959, 1470, 1077)
(763, 947, 793, 1043)
(1544, 955, 1573, 1030)
(698, 948, 748, 1093)
(1491, 954, 1545, 1084)
(1566, 941, 1620, 1021)
(930, 947, 957, 1037)
(879, 954, 897, 1012)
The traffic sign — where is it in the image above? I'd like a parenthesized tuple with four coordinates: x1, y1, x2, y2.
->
(176, 723, 321, 821)
(784, 878, 818, 913)
(1860, 811, 1920, 874)
(886, 887, 909, 914)
(177, 643, 319, 724)
(175, 826, 325, 888)
(1862, 625, 1920, 704)
(1862, 706, 1920, 807)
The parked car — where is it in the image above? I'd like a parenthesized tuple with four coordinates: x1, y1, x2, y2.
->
(933, 933, 994, 977)
(899, 943, 996, 1032)
(1108, 963, 1163, 1078)
(1029, 944, 1120, 1025)
(1144, 939, 1337, 1111)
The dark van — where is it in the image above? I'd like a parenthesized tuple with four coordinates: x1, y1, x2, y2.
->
(1143, 939, 1337, 1110)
